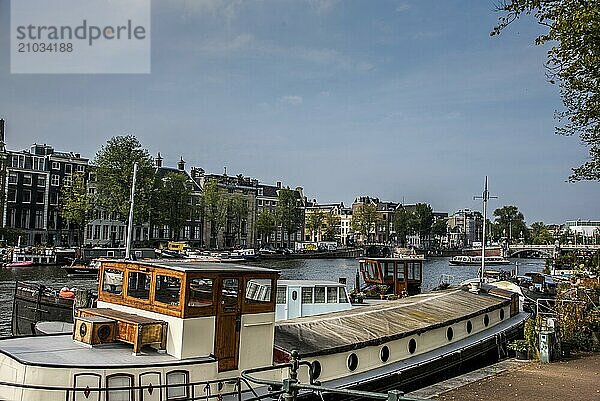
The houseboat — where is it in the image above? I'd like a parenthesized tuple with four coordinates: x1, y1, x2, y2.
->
(359, 256, 425, 296)
(0, 258, 528, 401)
(275, 280, 351, 320)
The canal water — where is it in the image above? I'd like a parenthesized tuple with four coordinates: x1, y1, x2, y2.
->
(0, 257, 545, 338)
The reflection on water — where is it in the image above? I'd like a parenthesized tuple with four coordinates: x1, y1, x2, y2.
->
(0, 257, 545, 338)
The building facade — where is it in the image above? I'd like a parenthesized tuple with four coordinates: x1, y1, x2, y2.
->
(447, 209, 483, 248)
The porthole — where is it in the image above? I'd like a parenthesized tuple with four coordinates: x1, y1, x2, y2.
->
(446, 327, 454, 341)
(79, 322, 87, 338)
(347, 353, 359, 371)
(291, 291, 298, 301)
(311, 361, 322, 380)
(408, 338, 417, 354)
(484, 314, 490, 327)
(499, 309, 505, 320)
(380, 346, 390, 363)
(466, 320, 473, 334)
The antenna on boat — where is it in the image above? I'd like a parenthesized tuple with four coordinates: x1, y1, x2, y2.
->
(125, 162, 138, 260)
(473, 176, 497, 284)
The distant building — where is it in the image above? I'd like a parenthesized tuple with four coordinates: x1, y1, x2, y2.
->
(304, 201, 349, 244)
(447, 209, 483, 248)
(565, 220, 600, 240)
(4, 138, 89, 246)
(351, 196, 398, 244)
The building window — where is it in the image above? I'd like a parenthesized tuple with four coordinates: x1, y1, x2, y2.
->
(88, 187, 96, 195)
(64, 175, 72, 186)
(51, 174, 60, 186)
(49, 191, 58, 205)
(65, 164, 72, 174)
(23, 174, 32, 186)
(12, 155, 25, 169)
(94, 225, 101, 239)
(166, 371, 188, 400)
(21, 209, 30, 228)
(37, 176, 46, 187)
(35, 210, 44, 229)
(22, 189, 31, 203)
(8, 188, 16, 202)
(106, 374, 133, 401)
(32, 157, 45, 171)
(258, 199, 263, 206)
(36, 190, 44, 204)
(51, 161, 60, 170)
(8, 173, 17, 184)
(76, 164, 85, 172)
(103, 225, 109, 240)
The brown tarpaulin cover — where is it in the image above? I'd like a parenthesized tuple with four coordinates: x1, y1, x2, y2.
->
(274, 289, 507, 357)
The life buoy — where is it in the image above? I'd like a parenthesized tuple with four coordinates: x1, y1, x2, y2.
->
(59, 288, 75, 299)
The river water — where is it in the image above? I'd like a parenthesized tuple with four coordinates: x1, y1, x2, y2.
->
(0, 257, 545, 338)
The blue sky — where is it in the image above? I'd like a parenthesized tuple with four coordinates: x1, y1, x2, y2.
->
(1, 0, 598, 224)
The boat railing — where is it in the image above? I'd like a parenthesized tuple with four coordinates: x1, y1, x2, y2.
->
(241, 350, 426, 401)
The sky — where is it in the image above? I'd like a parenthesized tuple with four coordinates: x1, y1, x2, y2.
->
(0, 0, 598, 224)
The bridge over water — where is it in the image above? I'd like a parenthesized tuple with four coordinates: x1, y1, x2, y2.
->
(507, 244, 600, 258)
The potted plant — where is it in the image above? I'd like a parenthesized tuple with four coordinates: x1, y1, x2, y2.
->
(508, 340, 529, 360)
(378, 285, 389, 299)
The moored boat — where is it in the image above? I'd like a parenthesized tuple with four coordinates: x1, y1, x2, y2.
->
(0, 258, 528, 401)
(449, 255, 511, 266)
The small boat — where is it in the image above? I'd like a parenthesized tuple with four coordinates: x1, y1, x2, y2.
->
(359, 255, 425, 297)
(449, 255, 511, 266)
(62, 259, 101, 276)
(4, 260, 35, 268)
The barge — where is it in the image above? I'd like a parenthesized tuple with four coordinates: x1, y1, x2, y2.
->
(0, 258, 527, 401)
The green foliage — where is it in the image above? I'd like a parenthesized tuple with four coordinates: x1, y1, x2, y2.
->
(227, 193, 249, 246)
(492, 205, 529, 243)
(508, 339, 529, 352)
(306, 210, 326, 241)
(431, 219, 448, 238)
(151, 172, 193, 241)
(60, 172, 92, 243)
(256, 210, 277, 243)
(413, 203, 434, 240)
(0, 227, 26, 246)
(393, 206, 416, 246)
(556, 286, 600, 351)
(493, 0, 600, 181)
(323, 213, 341, 241)
(530, 221, 554, 244)
(352, 203, 380, 242)
(203, 179, 229, 246)
(93, 135, 154, 223)
(276, 188, 303, 247)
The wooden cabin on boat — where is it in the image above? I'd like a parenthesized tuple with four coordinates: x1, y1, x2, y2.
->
(359, 256, 424, 296)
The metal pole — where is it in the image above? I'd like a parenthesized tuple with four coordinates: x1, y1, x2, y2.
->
(125, 162, 138, 260)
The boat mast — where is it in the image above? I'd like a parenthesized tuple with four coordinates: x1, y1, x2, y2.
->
(125, 162, 138, 260)
(474, 176, 496, 284)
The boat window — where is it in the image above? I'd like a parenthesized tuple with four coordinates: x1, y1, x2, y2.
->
(368, 262, 378, 280)
(127, 271, 151, 300)
(466, 320, 473, 334)
(245, 279, 272, 304)
(499, 308, 505, 320)
(327, 287, 338, 303)
(408, 338, 417, 354)
(102, 268, 123, 295)
(383, 262, 393, 279)
(222, 278, 239, 306)
(188, 278, 213, 307)
(347, 353, 359, 371)
(483, 314, 490, 327)
(407, 263, 415, 280)
(166, 370, 188, 400)
(155, 275, 181, 305)
(276, 287, 287, 304)
(106, 374, 133, 401)
(413, 263, 421, 280)
(314, 287, 326, 303)
(301, 287, 313, 304)
(380, 345, 390, 363)
(396, 264, 405, 280)
(291, 290, 298, 301)
(447, 327, 454, 341)
(339, 287, 349, 303)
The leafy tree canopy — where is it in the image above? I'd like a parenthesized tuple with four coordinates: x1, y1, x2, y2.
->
(151, 172, 193, 240)
(530, 221, 554, 245)
(60, 172, 92, 244)
(276, 188, 303, 246)
(351, 203, 379, 241)
(306, 210, 326, 240)
(94, 135, 154, 223)
(493, 205, 529, 242)
(493, 0, 600, 181)
(256, 210, 277, 242)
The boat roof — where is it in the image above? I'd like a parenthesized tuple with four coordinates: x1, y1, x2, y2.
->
(101, 259, 278, 274)
(274, 289, 508, 357)
(360, 256, 424, 261)
(0, 335, 214, 368)
(278, 280, 346, 287)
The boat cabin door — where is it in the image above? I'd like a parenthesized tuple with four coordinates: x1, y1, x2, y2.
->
(287, 286, 301, 319)
(215, 277, 242, 372)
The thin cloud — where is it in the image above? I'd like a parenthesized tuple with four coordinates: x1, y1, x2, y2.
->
(279, 95, 303, 105)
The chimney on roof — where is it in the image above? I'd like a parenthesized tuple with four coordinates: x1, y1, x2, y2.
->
(178, 156, 186, 171)
(276, 181, 282, 189)
(155, 152, 163, 168)
(0, 118, 5, 144)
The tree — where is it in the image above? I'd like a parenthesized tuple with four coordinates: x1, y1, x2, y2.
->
(530, 221, 554, 245)
(413, 203, 434, 244)
(276, 188, 303, 248)
(431, 219, 448, 248)
(60, 172, 92, 245)
(351, 203, 379, 243)
(151, 172, 193, 241)
(493, 205, 529, 243)
(256, 210, 277, 245)
(227, 193, 249, 247)
(323, 213, 341, 242)
(203, 179, 229, 248)
(493, 1, 600, 181)
(393, 206, 416, 246)
(94, 135, 154, 222)
(306, 210, 326, 241)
